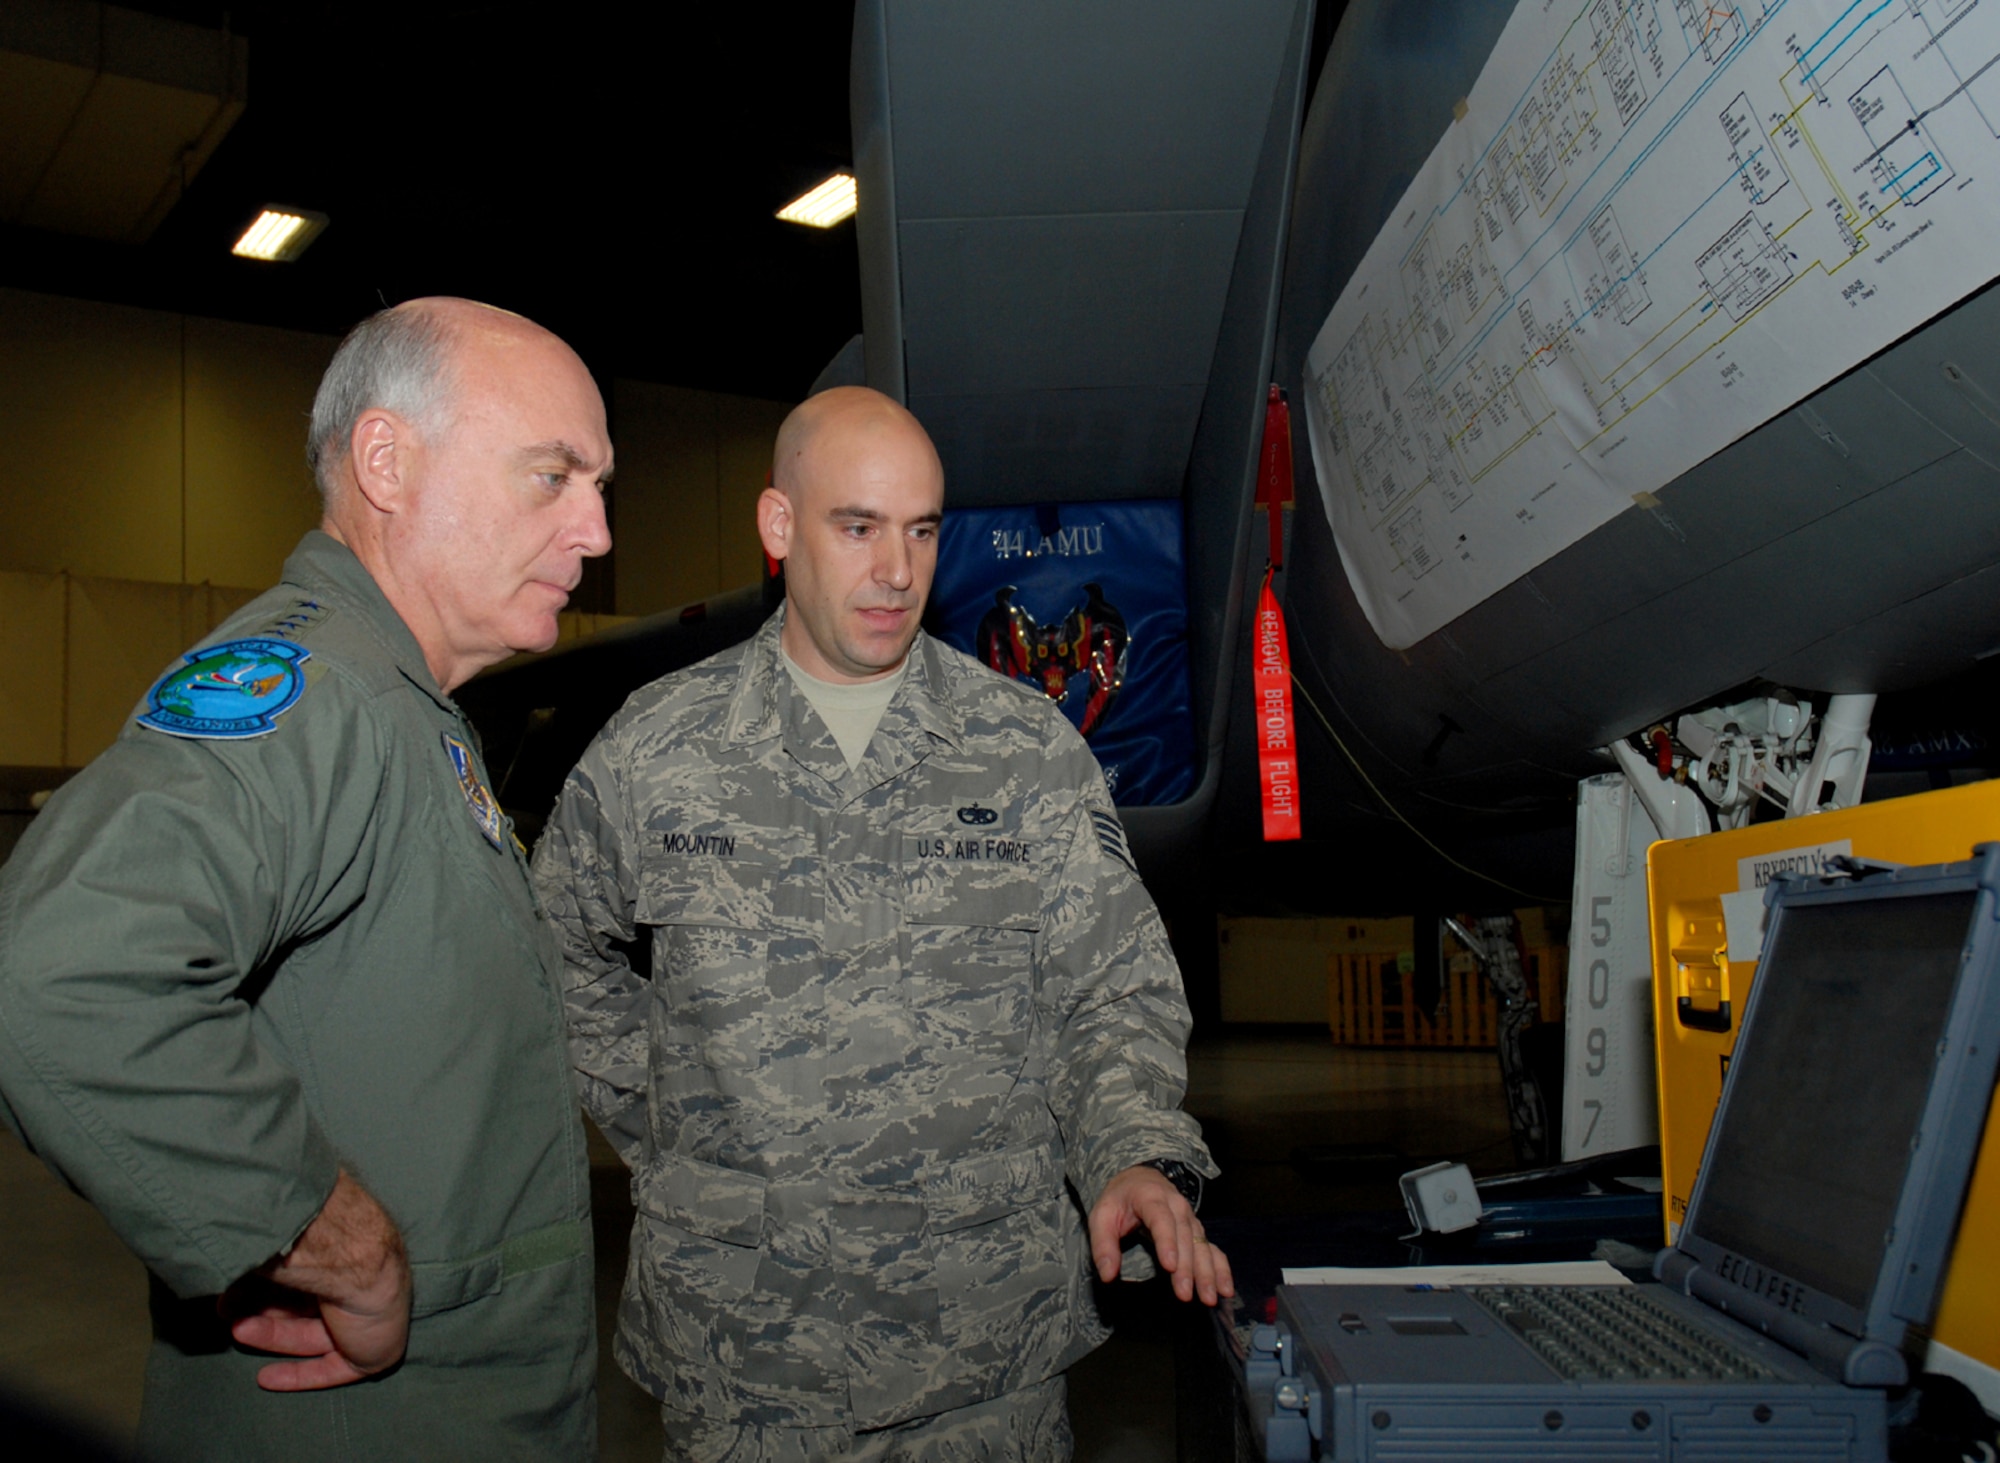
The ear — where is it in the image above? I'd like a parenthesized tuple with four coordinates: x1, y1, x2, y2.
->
(346, 409, 412, 515)
(756, 486, 794, 563)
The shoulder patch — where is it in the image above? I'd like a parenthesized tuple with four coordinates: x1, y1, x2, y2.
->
(1090, 807, 1136, 872)
(136, 638, 312, 741)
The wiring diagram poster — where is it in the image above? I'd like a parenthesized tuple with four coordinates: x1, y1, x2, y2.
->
(1303, 0, 2000, 649)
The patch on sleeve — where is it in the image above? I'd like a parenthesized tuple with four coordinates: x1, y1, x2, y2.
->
(136, 638, 312, 740)
(1091, 807, 1136, 872)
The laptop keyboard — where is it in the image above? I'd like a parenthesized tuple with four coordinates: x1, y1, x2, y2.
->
(1465, 1286, 1782, 1382)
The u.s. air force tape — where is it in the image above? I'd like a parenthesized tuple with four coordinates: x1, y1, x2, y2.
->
(1091, 808, 1135, 871)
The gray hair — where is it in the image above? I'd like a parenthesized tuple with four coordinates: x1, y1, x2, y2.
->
(306, 305, 456, 500)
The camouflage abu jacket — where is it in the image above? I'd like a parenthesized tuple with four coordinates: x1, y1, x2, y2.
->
(533, 608, 1216, 1430)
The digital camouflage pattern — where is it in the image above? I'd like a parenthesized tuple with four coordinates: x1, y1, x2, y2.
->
(661, 1374, 1070, 1462)
(0, 532, 595, 1462)
(534, 609, 1215, 1432)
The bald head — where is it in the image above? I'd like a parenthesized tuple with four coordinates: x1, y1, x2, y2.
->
(771, 386, 941, 499)
(309, 296, 612, 692)
(308, 297, 564, 506)
(760, 387, 945, 682)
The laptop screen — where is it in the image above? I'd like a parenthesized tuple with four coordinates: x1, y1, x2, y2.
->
(1691, 889, 1977, 1311)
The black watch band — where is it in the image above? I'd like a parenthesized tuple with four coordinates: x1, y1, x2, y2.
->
(1144, 1158, 1204, 1212)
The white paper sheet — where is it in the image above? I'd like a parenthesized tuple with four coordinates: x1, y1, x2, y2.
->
(1282, 1259, 1633, 1286)
(1303, 0, 2000, 648)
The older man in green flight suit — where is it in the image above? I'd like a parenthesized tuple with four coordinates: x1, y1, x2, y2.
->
(0, 298, 612, 1460)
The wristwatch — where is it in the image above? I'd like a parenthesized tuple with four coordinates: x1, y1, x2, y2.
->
(1144, 1158, 1205, 1212)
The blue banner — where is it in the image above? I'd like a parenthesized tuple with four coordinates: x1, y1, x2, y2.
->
(928, 501, 1194, 807)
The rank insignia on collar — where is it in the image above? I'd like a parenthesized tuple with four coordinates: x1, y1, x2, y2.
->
(136, 638, 311, 740)
(441, 731, 507, 850)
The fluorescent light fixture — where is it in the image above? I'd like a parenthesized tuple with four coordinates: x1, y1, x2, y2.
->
(231, 207, 329, 262)
(776, 172, 857, 228)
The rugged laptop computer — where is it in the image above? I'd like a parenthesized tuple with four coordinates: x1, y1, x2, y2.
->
(1248, 845, 2000, 1462)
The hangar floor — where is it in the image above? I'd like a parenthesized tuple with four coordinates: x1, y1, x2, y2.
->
(0, 1031, 1514, 1460)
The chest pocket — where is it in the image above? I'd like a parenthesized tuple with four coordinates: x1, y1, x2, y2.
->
(899, 848, 1046, 1068)
(639, 846, 816, 1024)
(640, 850, 799, 931)
(900, 834, 1046, 932)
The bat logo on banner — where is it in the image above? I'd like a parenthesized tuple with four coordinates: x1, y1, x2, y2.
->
(976, 583, 1130, 737)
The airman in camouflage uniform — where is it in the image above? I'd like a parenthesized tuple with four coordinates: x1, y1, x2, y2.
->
(534, 387, 1231, 1461)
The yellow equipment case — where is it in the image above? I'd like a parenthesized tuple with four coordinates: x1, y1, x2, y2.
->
(1648, 779, 2000, 1383)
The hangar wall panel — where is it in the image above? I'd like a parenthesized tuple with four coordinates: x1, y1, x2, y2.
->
(0, 572, 66, 768)
(611, 380, 790, 618)
(0, 568, 622, 777)
(0, 288, 784, 631)
(65, 578, 215, 766)
(182, 316, 335, 588)
(1218, 916, 1419, 1025)
(612, 382, 723, 617)
(0, 287, 182, 583)
(715, 395, 791, 592)
(0, 286, 323, 590)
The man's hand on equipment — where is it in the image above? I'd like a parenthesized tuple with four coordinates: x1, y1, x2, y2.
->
(1088, 1163, 1235, 1306)
(224, 1169, 411, 1391)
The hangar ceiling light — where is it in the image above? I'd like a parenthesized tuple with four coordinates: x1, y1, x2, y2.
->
(231, 207, 328, 262)
(776, 172, 856, 228)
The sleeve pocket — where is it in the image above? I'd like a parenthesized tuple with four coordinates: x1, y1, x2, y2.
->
(922, 1140, 1062, 1234)
(635, 1149, 768, 1248)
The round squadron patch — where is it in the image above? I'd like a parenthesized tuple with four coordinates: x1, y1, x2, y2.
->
(136, 638, 312, 740)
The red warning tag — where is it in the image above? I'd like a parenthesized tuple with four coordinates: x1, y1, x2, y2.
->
(1256, 385, 1294, 569)
(1254, 568, 1300, 841)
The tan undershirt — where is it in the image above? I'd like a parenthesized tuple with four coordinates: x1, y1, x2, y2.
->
(783, 648, 907, 771)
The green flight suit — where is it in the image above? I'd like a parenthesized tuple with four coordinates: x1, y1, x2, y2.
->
(0, 532, 595, 1461)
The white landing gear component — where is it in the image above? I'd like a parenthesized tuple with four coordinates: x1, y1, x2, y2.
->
(1787, 693, 1876, 817)
(1562, 691, 1877, 1160)
(1606, 737, 1712, 840)
(1669, 691, 1877, 829)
